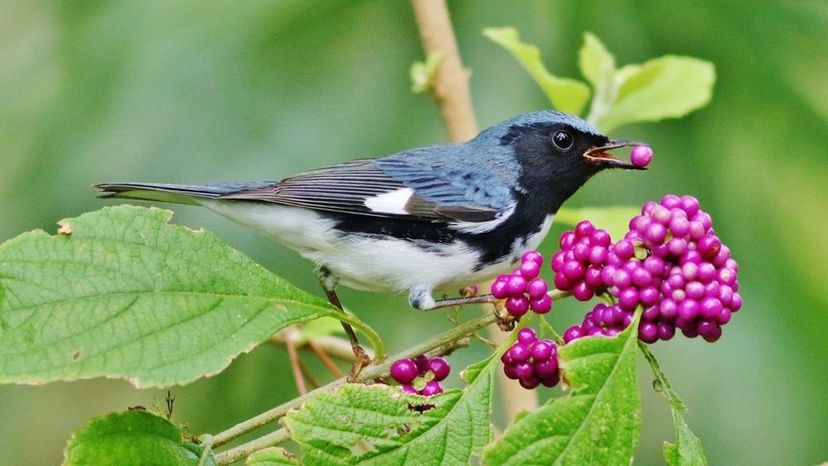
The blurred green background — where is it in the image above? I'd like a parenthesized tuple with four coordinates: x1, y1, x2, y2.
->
(2, 1, 827, 464)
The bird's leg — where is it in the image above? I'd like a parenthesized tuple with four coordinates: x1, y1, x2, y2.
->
(318, 268, 371, 380)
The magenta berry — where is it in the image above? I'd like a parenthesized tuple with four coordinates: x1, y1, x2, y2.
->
(427, 357, 450, 381)
(390, 358, 418, 384)
(630, 145, 653, 167)
(526, 278, 548, 299)
(412, 354, 430, 373)
(530, 294, 552, 313)
(505, 296, 530, 316)
(517, 327, 537, 344)
(420, 381, 444, 397)
(502, 327, 561, 390)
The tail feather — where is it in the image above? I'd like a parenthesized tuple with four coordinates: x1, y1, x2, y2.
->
(95, 182, 274, 206)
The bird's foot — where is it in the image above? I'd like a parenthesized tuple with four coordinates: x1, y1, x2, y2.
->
(492, 298, 518, 331)
(346, 343, 372, 382)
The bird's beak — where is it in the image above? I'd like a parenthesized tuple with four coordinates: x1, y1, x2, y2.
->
(583, 139, 647, 170)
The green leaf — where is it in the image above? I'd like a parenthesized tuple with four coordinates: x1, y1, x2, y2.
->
(556, 206, 640, 241)
(0, 205, 370, 387)
(483, 312, 641, 466)
(284, 354, 497, 465)
(484, 27, 590, 114)
(246, 447, 300, 465)
(63, 410, 214, 466)
(579, 33, 615, 91)
(663, 409, 708, 466)
(596, 56, 715, 132)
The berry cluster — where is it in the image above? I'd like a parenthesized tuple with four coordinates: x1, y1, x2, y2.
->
(550, 221, 613, 301)
(390, 354, 450, 396)
(501, 328, 560, 389)
(491, 251, 552, 317)
(560, 195, 742, 344)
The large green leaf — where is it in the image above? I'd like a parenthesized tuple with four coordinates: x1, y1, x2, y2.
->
(0, 205, 363, 387)
(483, 313, 641, 465)
(484, 27, 590, 115)
(63, 410, 214, 466)
(596, 56, 715, 133)
(284, 354, 497, 465)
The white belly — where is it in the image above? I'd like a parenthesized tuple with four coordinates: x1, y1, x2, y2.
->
(201, 200, 553, 296)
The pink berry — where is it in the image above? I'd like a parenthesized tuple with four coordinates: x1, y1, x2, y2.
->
(522, 250, 544, 266)
(526, 277, 548, 299)
(505, 275, 527, 295)
(630, 144, 653, 167)
(519, 260, 541, 279)
(491, 277, 509, 299)
(530, 294, 553, 313)
(506, 296, 530, 317)
(420, 381, 443, 397)
(517, 327, 538, 344)
(427, 357, 451, 381)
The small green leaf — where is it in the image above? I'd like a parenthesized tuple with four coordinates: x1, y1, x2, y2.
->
(410, 53, 444, 93)
(596, 56, 715, 132)
(0, 205, 372, 387)
(63, 410, 214, 466)
(556, 206, 640, 241)
(284, 354, 497, 465)
(484, 27, 590, 114)
(483, 312, 641, 465)
(663, 409, 708, 466)
(246, 447, 300, 465)
(579, 33, 615, 90)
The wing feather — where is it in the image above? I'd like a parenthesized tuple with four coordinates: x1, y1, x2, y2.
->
(220, 157, 509, 223)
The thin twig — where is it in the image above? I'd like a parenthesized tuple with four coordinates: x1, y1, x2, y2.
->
(307, 340, 344, 378)
(285, 338, 307, 396)
(298, 359, 320, 389)
(214, 428, 290, 465)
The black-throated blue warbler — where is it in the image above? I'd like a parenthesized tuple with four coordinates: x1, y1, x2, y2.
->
(97, 111, 643, 355)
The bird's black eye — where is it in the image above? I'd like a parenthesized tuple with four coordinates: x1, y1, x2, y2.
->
(552, 130, 574, 150)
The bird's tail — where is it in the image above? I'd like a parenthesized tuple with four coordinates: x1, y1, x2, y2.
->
(95, 182, 271, 206)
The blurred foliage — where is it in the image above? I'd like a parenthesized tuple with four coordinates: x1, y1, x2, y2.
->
(0, 1, 826, 465)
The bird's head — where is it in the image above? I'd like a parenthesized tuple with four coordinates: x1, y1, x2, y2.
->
(479, 111, 644, 209)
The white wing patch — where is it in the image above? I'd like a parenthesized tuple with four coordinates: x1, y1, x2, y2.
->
(449, 205, 516, 234)
(364, 188, 414, 215)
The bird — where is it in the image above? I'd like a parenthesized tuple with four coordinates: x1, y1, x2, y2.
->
(97, 110, 644, 361)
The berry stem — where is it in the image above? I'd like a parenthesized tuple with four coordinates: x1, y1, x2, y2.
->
(638, 341, 687, 414)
